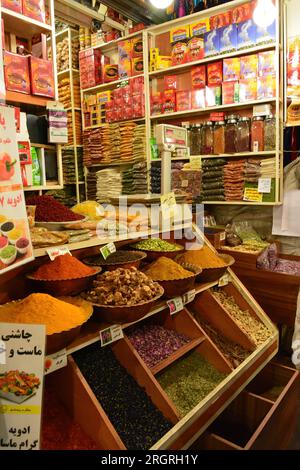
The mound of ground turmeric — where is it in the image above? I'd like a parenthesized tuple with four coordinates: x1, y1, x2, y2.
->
(144, 256, 193, 280)
(178, 245, 226, 269)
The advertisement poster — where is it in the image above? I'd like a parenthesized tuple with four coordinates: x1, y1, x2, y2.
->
(286, 0, 300, 125)
(0, 323, 45, 450)
(0, 6, 5, 103)
(0, 106, 34, 273)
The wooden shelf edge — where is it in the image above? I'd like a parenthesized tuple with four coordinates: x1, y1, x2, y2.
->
(6, 91, 54, 107)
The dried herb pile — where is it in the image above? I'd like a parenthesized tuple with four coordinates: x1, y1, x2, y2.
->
(158, 351, 227, 418)
(73, 344, 172, 449)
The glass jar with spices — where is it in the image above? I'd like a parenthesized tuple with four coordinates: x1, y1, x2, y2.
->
(201, 121, 214, 155)
(251, 116, 265, 152)
(264, 115, 276, 151)
(225, 118, 238, 153)
(213, 121, 225, 155)
(190, 124, 202, 155)
(236, 117, 250, 153)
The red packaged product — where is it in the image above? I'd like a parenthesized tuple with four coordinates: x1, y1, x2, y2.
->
(176, 90, 191, 111)
(151, 92, 163, 115)
(171, 42, 188, 66)
(79, 49, 102, 89)
(4, 52, 30, 94)
(164, 75, 178, 90)
(29, 56, 54, 97)
(207, 61, 223, 86)
(131, 76, 144, 93)
(103, 64, 118, 83)
(163, 89, 176, 113)
(210, 10, 233, 30)
(2, 0, 22, 13)
(132, 57, 144, 76)
(222, 81, 239, 105)
(22, 0, 46, 23)
(124, 104, 134, 120)
(191, 89, 205, 109)
(232, 2, 256, 23)
(132, 37, 143, 58)
(186, 37, 204, 62)
(132, 93, 145, 118)
(191, 66, 206, 89)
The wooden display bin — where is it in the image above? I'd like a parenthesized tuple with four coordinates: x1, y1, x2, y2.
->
(191, 361, 300, 450)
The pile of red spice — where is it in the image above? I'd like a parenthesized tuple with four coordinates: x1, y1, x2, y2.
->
(33, 254, 95, 280)
(26, 195, 83, 222)
(41, 383, 98, 450)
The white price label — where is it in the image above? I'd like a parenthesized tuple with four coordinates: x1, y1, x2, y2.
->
(100, 325, 124, 347)
(189, 155, 201, 169)
(160, 192, 177, 217)
(181, 180, 189, 188)
(46, 246, 71, 261)
(167, 296, 184, 315)
(100, 242, 116, 260)
(44, 348, 67, 375)
(220, 231, 226, 241)
(182, 289, 196, 305)
(218, 273, 230, 287)
(258, 177, 271, 193)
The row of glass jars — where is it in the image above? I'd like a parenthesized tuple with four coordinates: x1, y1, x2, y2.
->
(189, 115, 276, 156)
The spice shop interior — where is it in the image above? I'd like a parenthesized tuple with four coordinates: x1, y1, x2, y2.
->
(1, 0, 300, 452)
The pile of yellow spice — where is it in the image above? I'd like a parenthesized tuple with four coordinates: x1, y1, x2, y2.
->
(144, 256, 193, 281)
(178, 245, 226, 269)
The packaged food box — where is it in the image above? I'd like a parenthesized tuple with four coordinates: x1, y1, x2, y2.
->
(118, 58, 132, 79)
(171, 41, 188, 66)
(204, 29, 220, 57)
(29, 56, 54, 97)
(187, 36, 204, 62)
(207, 61, 223, 86)
(151, 92, 163, 115)
(170, 25, 190, 44)
(132, 37, 143, 58)
(97, 91, 111, 104)
(131, 75, 144, 93)
(191, 65, 206, 89)
(2, 0, 22, 13)
(4, 52, 30, 94)
(190, 19, 210, 37)
(118, 39, 132, 60)
(239, 78, 257, 102)
(164, 75, 177, 90)
(258, 51, 276, 76)
(176, 90, 191, 111)
(223, 57, 240, 82)
(79, 49, 102, 89)
(257, 76, 276, 99)
(256, 20, 276, 45)
(232, 2, 256, 24)
(163, 89, 176, 114)
(22, 0, 45, 23)
(210, 10, 232, 30)
(206, 86, 222, 107)
(132, 57, 144, 75)
(237, 19, 256, 49)
(240, 54, 258, 79)
(123, 104, 134, 120)
(132, 93, 145, 118)
(222, 81, 239, 104)
(219, 24, 238, 53)
(103, 64, 118, 83)
(155, 56, 172, 70)
(191, 89, 205, 109)
(150, 48, 159, 60)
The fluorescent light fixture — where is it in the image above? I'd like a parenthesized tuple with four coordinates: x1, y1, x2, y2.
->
(253, 0, 276, 28)
(150, 0, 173, 9)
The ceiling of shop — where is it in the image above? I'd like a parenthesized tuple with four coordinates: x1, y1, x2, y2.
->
(101, 0, 168, 24)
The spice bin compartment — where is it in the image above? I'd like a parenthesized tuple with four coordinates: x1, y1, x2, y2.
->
(222, 282, 263, 322)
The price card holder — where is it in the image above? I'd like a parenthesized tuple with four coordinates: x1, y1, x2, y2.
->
(189, 155, 201, 169)
(182, 289, 196, 305)
(218, 273, 230, 287)
(258, 178, 271, 193)
(167, 296, 184, 315)
(160, 192, 177, 217)
(100, 242, 116, 260)
(44, 348, 67, 375)
(46, 246, 71, 261)
(100, 325, 124, 347)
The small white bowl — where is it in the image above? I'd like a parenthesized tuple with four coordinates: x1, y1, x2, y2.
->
(0, 247, 17, 265)
(16, 238, 30, 255)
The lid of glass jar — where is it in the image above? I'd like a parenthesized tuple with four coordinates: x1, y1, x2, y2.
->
(239, 117, 250, 122)
(265, 114, 275, 120)
(252, 116, 264, 121)
(215, 120, 225, 125)
(227, 119, 237, 124)
(227, 114, 239, 120)
(204, 121, 213, 126)
(195, 123, 202, 128)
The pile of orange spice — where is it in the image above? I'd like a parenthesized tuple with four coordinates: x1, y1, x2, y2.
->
(32, 254, 95, 280)
(178, 245, 226, 269)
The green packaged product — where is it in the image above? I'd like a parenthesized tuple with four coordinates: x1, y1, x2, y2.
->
(31, 147, 41, 186)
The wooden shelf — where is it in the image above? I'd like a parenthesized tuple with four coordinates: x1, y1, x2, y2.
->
(23, 184, 62, 191)
(6, 91, 54, 107)
(82, 74, 144, 94)
(86, 30, 144, 53)
(193, 151, 278, 159)
(2, 7, 52, 38)
(31, 143, 56, 150)
(58, 68, 79, 79)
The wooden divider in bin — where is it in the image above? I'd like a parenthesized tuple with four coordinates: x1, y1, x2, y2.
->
(111, 337, 180, 423)
(193, 432, 243, 450)
(193, 337, 233, 374)
(48, 358, 126, 450)
(189, 289, 257, 351)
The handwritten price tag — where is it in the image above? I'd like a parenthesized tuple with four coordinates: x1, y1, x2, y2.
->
(44, 348, 67, 375)
(46, 246, 71, 261)
(100, 242, 116, 260)
(189, 155, 201, 169)
(182, 289, 196, 305)
(167, 297, 184, 315)
(258, 178, 271, 193)
(100, 325, 124, 347)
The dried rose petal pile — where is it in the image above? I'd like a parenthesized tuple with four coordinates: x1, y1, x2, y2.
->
(127, 324, 190, 368)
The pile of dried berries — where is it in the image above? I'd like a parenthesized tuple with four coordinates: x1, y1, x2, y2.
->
(212, 290, 271, 347)
(73, 344, 172, 449)
(198, 320, 250, 368)
(127, 324, 190, 368)
(158, 351, 227, 418)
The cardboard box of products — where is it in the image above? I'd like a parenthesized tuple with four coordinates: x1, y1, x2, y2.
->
(204, 29, 220, 57)
(237, 19, 256, 49)
(22, 0, 45, 23)
(2, 0, 22, 13)
(223, 57, 241, 82)
(4, 52, 30, 94)
(29, 56, 54, 97)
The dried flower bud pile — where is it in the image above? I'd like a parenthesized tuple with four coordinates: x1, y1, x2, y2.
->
(212, 290, 271, 346)
(84, 267, 162, 306)
(127, 324, 190, 368)
(73, 344, 172, 449)
(158, 351, 227, 418)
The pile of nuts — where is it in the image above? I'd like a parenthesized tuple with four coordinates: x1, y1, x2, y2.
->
(57, 37, 79, 72)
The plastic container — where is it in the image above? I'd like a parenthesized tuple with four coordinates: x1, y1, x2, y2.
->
(264, 115, 276, 151)
(190, 124, 202, 155)
(225, 118, 238, 153)
(236, 117, 250, 153)
(201, 121, 214, 155)
(251, 116, 265, 152)
(213, 120, 225, 155)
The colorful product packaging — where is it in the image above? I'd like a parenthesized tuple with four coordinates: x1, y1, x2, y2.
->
(170, 26, 190, 43)
(132, 57, 144, 75)
(258, 51, 276, 76)
(151, 92, 163, 115)
(240, 54, 258, 79)
(206, 86, 222, 107)
(164, 75, 178, 90)
(237, 19, 256, 49)
(2, 0, 22, 13)
(155, 56, 172, 70)
(103, 64, 118, 83)
(97, 91, 111, 105)
(256, 20, 276, 45)
(191, 65, 206, 89)
(207, 61, 223, 86)
(22, 0, 45, 23)
(163, 89, 176, 113)
(223, 57, 241, 82)
(132, 37, 143, 58)
(222, 81, 239, 104)
(171, 41, 188, 66)
(118, 39, 132, 59)
(118, 58, 132, 79)
(150, 48, 159, 61)
(210, 10, 233, 30)
(191, 89, 205, 109)
(204, 29, 220, 57)
(219, 24, 238, 53)
(4, 52, 30, 94)
(190, 19, 210, 37)
(132, 93, 145, 118)
(176, 90, 191, 111)
(29, 56, 54, 97)
(257, 76, 276, 99)
(232, 2, 256, 24)
(239, 78, 257, 102)
(131, 75, 144, 93)
(79, 49, 102, 89)
(186, 37, 204, 62)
